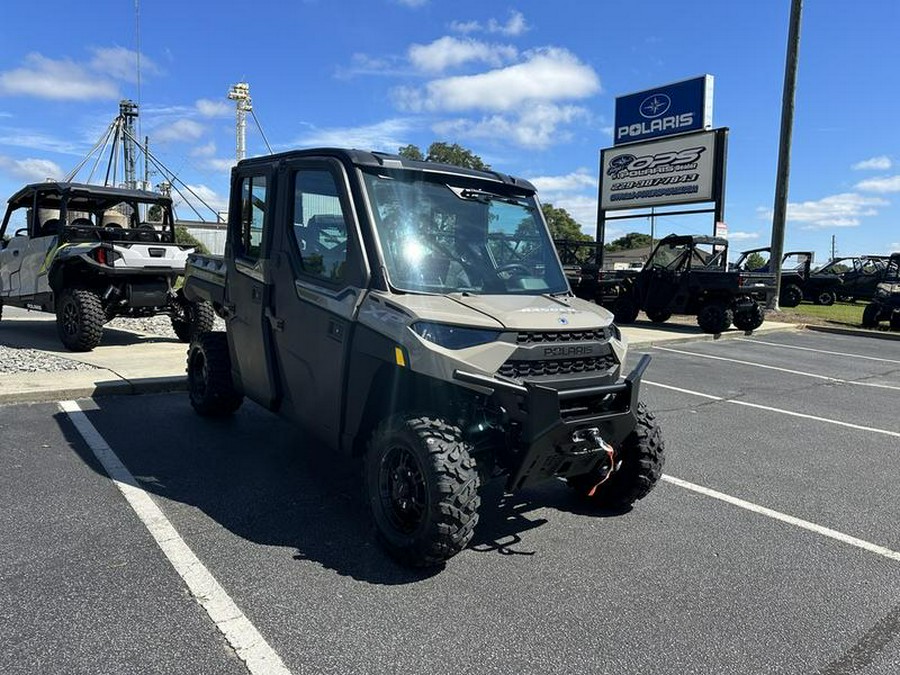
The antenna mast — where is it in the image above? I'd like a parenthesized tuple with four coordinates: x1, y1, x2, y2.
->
(227, 82, 252, 162)
(119, 100, 139, 189)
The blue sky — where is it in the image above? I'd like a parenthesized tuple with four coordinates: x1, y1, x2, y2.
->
(0, 0, 898, 262)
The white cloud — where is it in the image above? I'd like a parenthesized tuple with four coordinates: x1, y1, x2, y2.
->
(545, 194, 597, 233)
(450, 11, 529, 37)
(434, 104, 589, 149)
(889, 242, 900, 250)
(292, 118, 417, 152)
(408, 37, 517, 73)
(852, 155, 892, 171)
(727, 231, 761, 242)
(855, 174, 900, 193)
(0, 53, 118, 100)
(89, 46, 160, 83)
(0, 155, 63, 182)
(155, 119, 205, 143)
(396, 48, 600, 113)
(0, 128, 84, 155)
(202, 158, 236, 172)
(196, 98, 231, 118)
(757, 192, 889, 229)
(190, 141, 217, 157)
(395, 0, 427, 6)
(528, 170, 597, 193)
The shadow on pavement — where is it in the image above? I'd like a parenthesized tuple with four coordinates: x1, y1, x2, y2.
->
(0, 316, 177, 351)
(53, 393, 622, 586)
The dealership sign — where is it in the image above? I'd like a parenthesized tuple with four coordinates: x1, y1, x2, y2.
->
(600, 130, 721, 211)
(614, 75, 713, 145)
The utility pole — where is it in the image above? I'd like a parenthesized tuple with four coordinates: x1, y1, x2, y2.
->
(768, 0, 804, 311)
(227, 82, 252, 162)
(831, 235, 836, 260)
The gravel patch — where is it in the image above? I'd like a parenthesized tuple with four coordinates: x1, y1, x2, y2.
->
(0, 344, 98, 373)
(107, 314, 226, 339)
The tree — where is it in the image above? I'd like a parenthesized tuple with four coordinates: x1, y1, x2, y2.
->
(147, 204, 163, 222)
(541, 203, 591, 242)
(743, 251, 768, 271)
(397, 144, 423, 161)
(604, 232, 653, 252)
(397, 142, 490, 170)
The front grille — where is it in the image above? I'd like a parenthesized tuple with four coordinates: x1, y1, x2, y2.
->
(516, 329, 607, 344)
(498, 354, 617, 380)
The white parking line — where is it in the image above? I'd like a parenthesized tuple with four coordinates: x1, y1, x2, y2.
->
(736, 338, 900, 365)
(644, 380, 900, 438)
(59, 400, 292, 675)
(654, 346, 900, 391)
(663, 475, 900, 563)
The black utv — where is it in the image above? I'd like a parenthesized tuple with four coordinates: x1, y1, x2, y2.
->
(815, 255, 892, 303)
(733, 247, 843, 307)
(182, 148, 665, 567)
(861, 253, 900, 330)
(604, 234, 768, 333)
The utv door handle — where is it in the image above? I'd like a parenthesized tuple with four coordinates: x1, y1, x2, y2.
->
(265, 308, 284, 332)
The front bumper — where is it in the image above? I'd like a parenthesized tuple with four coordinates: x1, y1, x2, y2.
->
(454, 354, 650, 491)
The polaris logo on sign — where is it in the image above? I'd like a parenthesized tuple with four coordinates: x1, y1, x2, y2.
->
(615, 75, 713, 145)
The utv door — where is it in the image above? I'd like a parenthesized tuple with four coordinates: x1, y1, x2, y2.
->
(268, 159, 369, 447)
(225, 171, 279, 408)
(0, 206, 31, 296)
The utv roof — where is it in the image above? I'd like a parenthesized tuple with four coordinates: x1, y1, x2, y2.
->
(6, 182, 172, 208)
(235, 148, 537, 192)
(657, 233, 727, 247)
(738, 246, 813, 256)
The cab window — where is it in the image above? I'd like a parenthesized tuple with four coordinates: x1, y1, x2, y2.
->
(290, 169, 348, 284)
(238, 175, 267, 260)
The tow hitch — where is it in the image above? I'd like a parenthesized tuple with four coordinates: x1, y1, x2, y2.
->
(571, 428, 617, 496)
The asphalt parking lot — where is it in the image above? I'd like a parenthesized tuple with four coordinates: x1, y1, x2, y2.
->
(1, 329, 899, 674)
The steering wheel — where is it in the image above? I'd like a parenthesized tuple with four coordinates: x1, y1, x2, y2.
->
(496, 263, 531, 279)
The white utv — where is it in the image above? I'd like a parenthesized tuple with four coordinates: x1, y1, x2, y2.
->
(182, 149, 665, 567)
(0, 182, 213, 350)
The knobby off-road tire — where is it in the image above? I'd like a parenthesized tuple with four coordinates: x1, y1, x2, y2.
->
(645, 308, 672, 324)
(815, 289, 837, 306)
(697, 302, 733, 334)
(733, 303, 765, 332)
(780, 284, 803, 308)
(613, 295, 640, 324)
(56, 288, 104, 351)
(172, 298, 215, 343)
(568, 402, 664, 509)
(366, 415, 481, 567)
(187, 331, 243, 417)
(861, 302, 882, 328)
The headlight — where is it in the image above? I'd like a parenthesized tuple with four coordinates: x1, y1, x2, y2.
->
(411, 322, 501, 349)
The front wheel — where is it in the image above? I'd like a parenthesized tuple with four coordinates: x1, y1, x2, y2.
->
(780, 284, 803, 308)
(568, 402, 664, 508)
(861, 302, 882, 328)
(613, 295, 640, 324)
(366, 416, 481, 567)
(645, 308, 672, 324)
(172, 292, 215, 343)
(187, 332, 243, 417)
(56, 288, 104, 351)
(733, 304, 765, 332)
(697, 302, 733, 334)
(815, 289, 836, 306)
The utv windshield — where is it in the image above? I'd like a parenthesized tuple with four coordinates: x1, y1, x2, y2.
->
(362, 170, 568, 295)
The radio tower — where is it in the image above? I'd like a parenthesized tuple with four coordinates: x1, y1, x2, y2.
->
(119, 100, 139, 189)
(227, 82, 252, 162)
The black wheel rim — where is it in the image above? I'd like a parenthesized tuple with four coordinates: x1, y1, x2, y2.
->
(188, 350, 208, 398)
(61, 300, 79, 336)
(378, 446, 427, 534)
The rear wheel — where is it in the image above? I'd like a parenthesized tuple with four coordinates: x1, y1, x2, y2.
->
(862, 302, 882, 328)
(815, 289, 836, 306)
(697, 302, 733, 334)
(645, 308, 672, 324)
(568, 402, 664, 508)
(613, 295, 639, 324)
(187, 332, 243, 416)
(172, 294, 215, 343)
(780, 284, 803, 308)
(56, 288, 104, 351)
(366, 415, 480, 567)
(733, 303, 765, 332)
